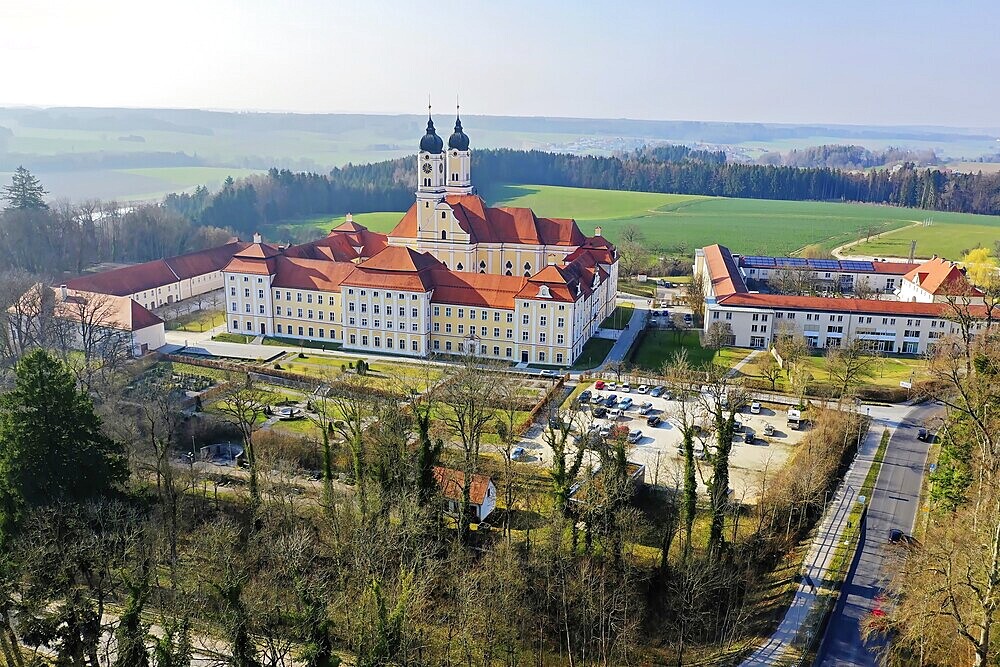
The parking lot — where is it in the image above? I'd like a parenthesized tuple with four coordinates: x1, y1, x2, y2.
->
(518, 380, 810, 502)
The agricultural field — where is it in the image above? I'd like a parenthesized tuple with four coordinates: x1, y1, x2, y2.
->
(273, 211, 404, 235)
(849, 216, 1000, 260)
(483, 184, 1000, 257)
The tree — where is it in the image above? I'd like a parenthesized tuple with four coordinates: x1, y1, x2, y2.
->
(0, 350, 126, 540)
(663, 351, 703, 561)
(824, 339, 875, 399)
(963, 247, 1000, 290)
(703, 321, 733, 350)
(1, 166, 48, 210)
(684, 273, 707, 327)
(216, 374, 270, 515)
(756, 353, 783, 391)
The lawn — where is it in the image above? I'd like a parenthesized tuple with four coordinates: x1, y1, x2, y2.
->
(270, 211, 405, 235)
(277, 354, 444, 394)
(850, 219, 1000, 261)
(737, 351, 929, 394)
(631, 330, 749, 372)
(166, 309, 225, 332)
(572, 337, 615, 370)
(483, 184, 997, 257)
(600, 303, 634, 330)
(213, 332, 253, 344)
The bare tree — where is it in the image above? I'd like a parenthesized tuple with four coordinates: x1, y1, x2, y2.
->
(662, 351, 705, 561)
(755, 353, 783, 391)
(825, 339, 875, 400)
(216, 373, 270, 514)
(684, 273, 707, 327)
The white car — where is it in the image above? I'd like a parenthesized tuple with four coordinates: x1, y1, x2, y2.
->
(637, 402, 653, 415)
(764, 423, 775, 436)
(621, 383, 632, 393)
(627, 429, 643, 444)
(608, 408, 624, 420)
(637, 384, 649, 394)
(599, 424, 612, 437)
(750, 401, 761, 414)
(606, 382, 618, 391)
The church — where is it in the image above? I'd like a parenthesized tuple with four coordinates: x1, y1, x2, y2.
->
(222, 110, 619, 365)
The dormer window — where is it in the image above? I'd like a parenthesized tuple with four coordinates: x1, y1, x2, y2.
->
(537, 285, 551, 298)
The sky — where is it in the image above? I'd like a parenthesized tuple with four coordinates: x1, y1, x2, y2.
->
(1, 0, 998, 127)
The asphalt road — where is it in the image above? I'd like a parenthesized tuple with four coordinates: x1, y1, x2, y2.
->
(816, 402, 943, 666)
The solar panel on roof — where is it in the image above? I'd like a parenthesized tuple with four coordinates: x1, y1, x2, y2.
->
(776, 257, 808, 267)
(742, 256, 775, 268)
(841, 261, 875, 271)
(807, 259, 839, 270)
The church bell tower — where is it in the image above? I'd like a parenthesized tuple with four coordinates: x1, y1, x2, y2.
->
(446, 105, 472, 195)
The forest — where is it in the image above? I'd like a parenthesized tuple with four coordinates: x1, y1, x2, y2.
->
(163, 147, 1000, 238)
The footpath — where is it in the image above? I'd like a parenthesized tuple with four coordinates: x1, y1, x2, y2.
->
(740, 404, 905, 665)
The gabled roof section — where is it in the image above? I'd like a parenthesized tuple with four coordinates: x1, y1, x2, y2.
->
(234, 242, 282, 260)
(429, 270, 528, 309)
(164, 241, 251, 280)
(703, 244, 747, 298)
(388, 195, 589, 247)
(42, 286, 163, 331)
(904, 257, 982, 296)
(342, 247, 442, 291)
(270, 257, 356, 292)
(357, 246, 443, 273)
(433, 466, 493, 505)
(66, 260, 179, 296)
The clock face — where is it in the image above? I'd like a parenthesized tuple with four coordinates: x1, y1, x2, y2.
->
(422, 163, 432, 174)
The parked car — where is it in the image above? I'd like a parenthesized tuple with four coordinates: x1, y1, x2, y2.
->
(733, 418, 744, 432)
(750, 401, 761, 414)
(578, 390, 592, 404)
(637, 401, 653, 415)
(917, 427, 929, 441)
(764, 423, 775, 436)
(662, 281, 674, 288)
(599, 424, 612, 438)
(744, 430, 754, 444)
(621, 382, 632, 393)
(646, 415, 662, 427)
(683, 313, 693, 324)
(594, 380, 606, 390)
(606, 382, 618, 391)
(592, 406, 608, 418)
(627, 429, 643, 444)
(604, 393, 618, 407)
(608, 408, 624, 420)
(649, 385, 665, 397)
(511, 446, 528, 461)
(617, 397, 633, 409)
(540, 369, 560, 377)
(637, 384, 649, 394)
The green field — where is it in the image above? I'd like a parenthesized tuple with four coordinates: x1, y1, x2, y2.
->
(632, 331, 748, 372)
(850, 218, 1000, 260)
(274, 211, 405, 235)
(483, 184, 1000, 257)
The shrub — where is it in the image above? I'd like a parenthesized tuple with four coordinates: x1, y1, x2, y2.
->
(274, 363, 282, 370)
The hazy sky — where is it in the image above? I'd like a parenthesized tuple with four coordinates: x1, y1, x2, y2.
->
(2, 0, 998, 127)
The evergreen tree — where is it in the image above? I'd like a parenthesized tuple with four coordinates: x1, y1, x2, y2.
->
(1, 166, 48, 210)
(0, 349, 127, 540)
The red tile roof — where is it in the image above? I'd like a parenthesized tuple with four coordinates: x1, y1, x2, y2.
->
(872, 261, 921, 275)
(389, 194, 589, 246)
(903, 257, 982, 296)
(234, 242, 282, 259)
(223, 257, 277, 275)
(429, 270, 528, 309)
(164, 242, 251, 280)
(46, 287, 163, 331)
(718, 292, 988, 317)
(703, 244, 747, 297)
(270, 257, 357, 292)
(433, 466, 493, 505)
(341, 247, 442, 291)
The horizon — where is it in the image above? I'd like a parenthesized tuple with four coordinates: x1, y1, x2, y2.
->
(2, 0, 998, 128)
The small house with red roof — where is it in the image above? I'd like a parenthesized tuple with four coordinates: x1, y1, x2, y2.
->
(433, 465, 497, 522)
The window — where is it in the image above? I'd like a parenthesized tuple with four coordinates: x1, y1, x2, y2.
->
(458, 325, 464, 334)
(556, 353, 564, 364)
(298, 326, 304, 336)
(507, 313, 513, 323)
(412, 308, 418, 317)
(387, 338, 393, 349)
(753, 313, 760, 322)
(307, 310, 313, 318)
(522, 314, 530, 325)
(232, 319, 238, 329)
(412, 323, 418, 332)
(538, 352, 546, 362)
(445, 307, 452, 317)
(348, 289, 354, 295)
(434, 306, 440, 316)
(494, 328, 500, 337)
(456, 263, 464, 271)
(557, 334, 564, 345)
(412, 341, 418, 351)
(361, 318, 368, 327)
(726, 312, 733, 320)
(445, 323, 452, 333)
(522, 331, 529, 341)
(713, 312, 720, 320)
(318, 312, 324, 321)
(750, 336, 766, 348)
(540, 316, 547, 326)
(434, 340, 440, 350)
(244, 288, 250, 297)
(344, 302, 355, 313)
(446, 341, 452, 351)
(319, 329, 325, 338)
(557, 317, 565, 327)
(374, 304, 380, 315)
(458, 309, 464, 318)
(361, 303, 367, 313)
(230, 287, 236, 296)
(231, 301, 237, 311)
(506, 347, 512, 358)
(246, 321, 253, 331)
(277, 324, 282, 333)
(258, 305, 265, 314)
(469, 309, 476, 319)
(507, 329, 513, 339)
(297, 308, 303, 317)
(245, 304, 251, 313)
(434, 322, 440, 332)
(308, 327, 314, 337)
(494, 312, 500, 322)
(349, 317, 356, 326)
(296, 293, 303, 302)
(350, 334, 357, 345)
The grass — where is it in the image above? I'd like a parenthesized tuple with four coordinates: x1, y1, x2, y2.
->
(277, 354, 444, 394)
(572, 337, 615, 370)
(271, 211, 405, 235)
(618, 280, 656, 298)
(851, 217, 1000, 260)
(483, 183, 997, 257)
(166, 309, 225, 332)
(744, 353, 929, 394)
(212, 332, 252, 344)
(600, 303, 635, 330)
(631, 330, 748, 371)
(263, 336, 342, 351)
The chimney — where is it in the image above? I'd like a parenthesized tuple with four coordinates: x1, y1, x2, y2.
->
(346, 212, 353, 223)
(60, 284, 68, 300)
(594, 226, 602, 237)
(252, 232, 262, 244)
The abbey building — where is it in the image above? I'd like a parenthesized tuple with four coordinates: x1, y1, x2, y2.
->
(222, 112, 619, 365)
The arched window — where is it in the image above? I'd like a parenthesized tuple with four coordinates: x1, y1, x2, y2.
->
(505, 260, 513, 269)
(441, 230, 447, 240)
(523, 262, 531, 270)
(456, 263, 464, 271)
(479, 260, 486, 269)
(505, 270, 513, 276)
(524, 271, 531, 277)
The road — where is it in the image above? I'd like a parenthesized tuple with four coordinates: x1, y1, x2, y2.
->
(816, 401, 942, 666)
